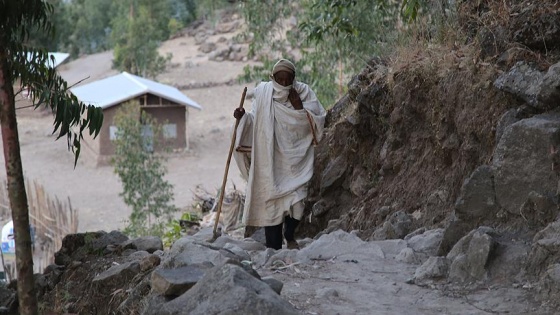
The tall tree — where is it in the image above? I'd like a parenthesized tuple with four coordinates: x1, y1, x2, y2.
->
(0, 1, 103, 313)
(111, 0, 173, 78)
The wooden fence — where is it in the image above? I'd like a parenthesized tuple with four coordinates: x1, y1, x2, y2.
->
(0, 179, 77, 280)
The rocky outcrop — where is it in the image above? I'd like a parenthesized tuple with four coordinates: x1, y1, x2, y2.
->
(143, 263, 299, 315)
(493, 113, 560, 216)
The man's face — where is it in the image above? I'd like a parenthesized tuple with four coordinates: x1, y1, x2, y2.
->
(273, 71, 294, 87)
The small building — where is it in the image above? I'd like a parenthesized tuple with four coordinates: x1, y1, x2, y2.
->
(70, 72, 202, 166)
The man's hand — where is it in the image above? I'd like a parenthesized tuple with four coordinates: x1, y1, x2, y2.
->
(288, 88, 303, 110)
(233, 108, 245, 120)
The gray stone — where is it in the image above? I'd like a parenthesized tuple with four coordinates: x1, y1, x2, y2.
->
(494, 61, 543, 107)
(493, 114, 560, 215)
(190, 228, 215, 242)
(140, 254, 161, 272)
(413, 257, 449, 285)
(297, 230, 384, 263)
(144, 264, 299, 315)
(519, 191, 558, 228)
(122, 236, 163, 254)
(407, 229, 444, 257)
(92, 261, 140, 289)
(213, 235, 266, 252)
(349, 172, 369, 196)
(162, 237, 229, 268)
(251, 248, 276, 269)
(222, 243, 251, 261)
(198, 42, 216, 53)
(371, 211, 412, 240)
(538, 62, 560, 107)
(404, 227, 426, 241)
(246, 227, 266, 245)
(537, 264, 560, 303)
(316, 287, 340, 299)
(261, 276, 283, 294)
(320, 156, 348, 193)
(396, 247, 420, 264)
(371, 239, 407, 258)
(495, 109, 520, 144)
(151, 265, 208, 296)
(311, 199, 330, 217)
(454, 166, 498, 221)
(126, 250, 150, 261)
(437, 219, 474, 256)
(527, 236, 560, 276)
(447, 229, 496, 283)
(533, 219, 560, 243)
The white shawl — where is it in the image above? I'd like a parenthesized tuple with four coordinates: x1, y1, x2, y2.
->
(233, 81, 326, 226)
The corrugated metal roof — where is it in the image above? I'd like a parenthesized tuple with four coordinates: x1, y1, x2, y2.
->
(48, 52, 70, 68)
(70, 72, 202, 110)
(26, 52, 70, 68)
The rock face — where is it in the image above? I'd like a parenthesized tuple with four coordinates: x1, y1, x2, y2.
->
(492, 113, 560, 216)
(454, 166, 497, 221)
(143, 263, 299, 315)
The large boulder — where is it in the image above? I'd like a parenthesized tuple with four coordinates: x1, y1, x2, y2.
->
(54, 231, 128, 266)
(454, 165, 498, 221)
(412, 256, 449, 286)
(162, 237, 237, 268)
(143, 263, 299, 315)
(494, 61, 560, 110)
(492, 113, 560, 215)
(447, 227, 496, 283)
(527, 220, 560, 276)
(406, 228, 444, 257)
(151, 265, 209, 297)
(297, 230, 385, 263)
(494, 62, 544, 107)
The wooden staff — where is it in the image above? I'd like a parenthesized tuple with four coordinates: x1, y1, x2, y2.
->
(213, 87, 248, 240)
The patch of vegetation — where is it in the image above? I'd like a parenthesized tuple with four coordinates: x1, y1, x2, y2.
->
(112, 102, 177, 238)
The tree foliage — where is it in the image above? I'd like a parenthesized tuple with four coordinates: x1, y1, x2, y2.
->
(238, 0, 432, 107)
(112, 102, 177, 238)
(111, 0, 173, 78)
(27, 0, 200, 57)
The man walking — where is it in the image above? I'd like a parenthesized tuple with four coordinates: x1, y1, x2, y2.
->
(233, 59, 326, 250)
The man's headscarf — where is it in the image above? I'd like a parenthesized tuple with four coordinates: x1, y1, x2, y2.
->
(272, 59, 296, 76)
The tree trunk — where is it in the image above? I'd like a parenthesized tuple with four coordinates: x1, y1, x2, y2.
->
(0, 50, 38, 314)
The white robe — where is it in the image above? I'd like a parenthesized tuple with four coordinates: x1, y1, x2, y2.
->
(234, 81, 326, 226)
